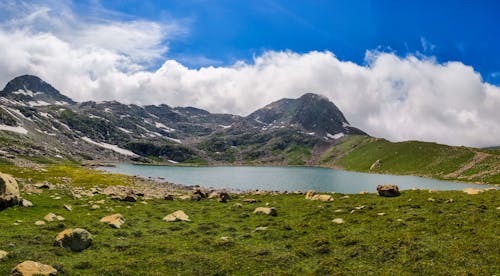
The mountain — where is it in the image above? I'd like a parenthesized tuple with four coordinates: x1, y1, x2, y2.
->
(248, 93, 365, 137)
(0, 75, 366, 165)
(1, 75, 75, 105)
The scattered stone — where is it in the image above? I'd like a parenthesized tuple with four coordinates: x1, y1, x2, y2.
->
(253, 207, 277, 216)
(0, 250, 7, 261)
(334, 209, 345, 213)
(233, 203, 243, 208)
(64, 205, 72, 211)
(178, 195, 191, 200)
(253, 226, 268, 232)
(427, 198, 435, 202)
(208, 191, 218, 199)
(54, 228, 92, 252)
(218, 192, 231, 203)
(377, 212, 386, 216)
(193, 189, 208, 199)
(463, 188, 485, 195)
(359, 191, 369, 195)
(22, 184, 42, 194)
(100, 214, 125, 228)
(496, 206, 500, 210)
(90, 205, 100, 210)
(122, 194, 137, 202)
(191, 194, 202, 201)
(376, 184, 400, 197)
(35, 220, 45, 226)
(242, 198, 257, 203)
(445, 199, 455, 203)
(428, 189, 438, 193)
(56, 216, 65, 221)
(140, 201, 148, 205)
(340, 195, 350, 199)
(0, 172, 20, 210)
(164, 195, 174, 200)
(355, 205, 366, 210)
(163, 210, 191, 222)
(332, 218, 345, 224)
(95, 199, 105, 204)
(20, 199, 33, 207)
(34, 182, 52, 189)
(220, 236, 230, 241)
(53, 196, 61, 200)
(11, 260, 57, 276)
(370, 159, 381, 170)
(305, 190, 333, 201)
(44, 213, 57, 222)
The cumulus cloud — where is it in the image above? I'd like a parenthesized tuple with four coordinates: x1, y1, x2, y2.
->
(0, 1, 499, 148)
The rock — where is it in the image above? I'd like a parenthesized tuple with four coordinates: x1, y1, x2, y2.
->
(208, 191, 218, 199)
(64, 205, 72, 211)
(100, 214, 125, 228)
(35, 220, 45, 226)
(55, 216, 65, 221)
(164, 195, 174, 200)
(54, 228, 92, 252)
(0, 172, 20, 210)
(163, 210, 191, 222)
(305, 190, 333, 201)
(0, 250, 7, 261)
(253, 226, 268, 232)
(11, 261, 57, 276)
(427, 197, 435, 202)
(370, 159, 381, 170)
(22, 184, 42, 194)
(95, 199, 105, 204)
(253, 207, 277, 216)
(33, 182, 52, 189)
(359, 191, 369, 195)
(44, 213, 57, 222)
(193, 189, 208, 199)
(218, 192, 231, 203)
(122, 194, 137, 202)
(242, 198, 257, 203)
(463, 188, 484, 195)
(178, 195, 191, 200)
(377, 212, 386, 216)
(191, 194, 202, 201)
(90, 205, 100, 210)
(233, 203, 243, 208)
(332, 218, 344, 224)
(445, 199, 454, 203)
(376, 184, 400, 197)
(20, 199, 33, 207)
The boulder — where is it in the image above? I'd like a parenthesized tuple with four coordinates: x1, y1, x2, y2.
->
(44, 213, 57, 222)
(0, 250, 7, 261)
(305, 190, 333, 201)
(21, 199, 34, 207)
(0, 172, 20, 210)
(332, 218, 345, 224)
(376, 184, 400, 197)
(54, 228, 92, 252)
(193, 189, 208, 199)
(122, 194, 137, 202)
(463, 188, 484, 195)
(100, 214, 125, 228)
(34, 220, 45, 226)
(242, 198, 257, 203)
(11, 260, 57, 276)
(63, 205, 72, 211)
(218, 192, 231, 203)
(164, 195, 174, 201)
(253, 207, 277, 216)
(163, 210, 191, 222)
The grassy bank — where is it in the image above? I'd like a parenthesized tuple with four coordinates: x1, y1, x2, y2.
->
(0, 164, 498, 275)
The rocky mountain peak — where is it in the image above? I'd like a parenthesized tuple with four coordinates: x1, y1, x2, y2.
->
(0, 75, 75, 105)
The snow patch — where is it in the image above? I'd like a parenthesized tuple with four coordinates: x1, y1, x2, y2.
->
(0, 125, 28, 134)
(327, 132, 345, 139)
(165, 136, 182, 144)
(118, 127, 133, 134)
(155, 122, 175, 132)
(28, 100, 50, 106)
(218, 125, 231, 129)
(168, 160, 179, 164)
(81, 137, 138, 156)
(13, 89, 43, 97)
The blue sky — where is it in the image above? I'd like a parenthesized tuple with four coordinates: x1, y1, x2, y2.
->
(94, 0, 500, 83)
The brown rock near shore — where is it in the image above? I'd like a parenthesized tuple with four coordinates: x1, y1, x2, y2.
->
(163, 210, 191, 222)
(376, 184, 401, 197)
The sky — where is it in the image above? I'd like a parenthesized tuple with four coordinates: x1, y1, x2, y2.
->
(0, 0, 500, 147)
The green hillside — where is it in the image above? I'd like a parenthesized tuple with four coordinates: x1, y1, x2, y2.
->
(320, 136, 500, 185)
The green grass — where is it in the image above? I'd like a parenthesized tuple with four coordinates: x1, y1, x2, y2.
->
(286, 145, 312, 165)
(0, 186, 498, 275)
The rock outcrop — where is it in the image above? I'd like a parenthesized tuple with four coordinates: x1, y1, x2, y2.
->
(54, 228, 92, 252)
(0, 172, 20, 210)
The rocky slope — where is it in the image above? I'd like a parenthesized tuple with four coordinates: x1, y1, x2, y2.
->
(0, 75, 365, 164)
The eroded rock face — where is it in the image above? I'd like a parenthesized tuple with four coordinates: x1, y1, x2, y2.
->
(0, 172, 20, 210)
(253, 207, 277, 216)
(11, 260, 57, 276)
(100, 214, 125, 228)
(376, 184, 400, 197)
(54, 228, 92, 252)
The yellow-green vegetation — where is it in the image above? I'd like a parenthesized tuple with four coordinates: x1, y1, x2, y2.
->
(320, 136, 500, 184)
(0, 182, 498, 275)
(0, 164, 133, 188)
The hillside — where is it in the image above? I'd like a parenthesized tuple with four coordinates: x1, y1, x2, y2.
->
(0, 75, 498, 185)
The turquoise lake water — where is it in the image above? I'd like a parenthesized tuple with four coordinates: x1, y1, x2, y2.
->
(99, 163, 494, 194)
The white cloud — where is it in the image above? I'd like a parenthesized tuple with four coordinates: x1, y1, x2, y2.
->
(0, 1, 499, 148)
